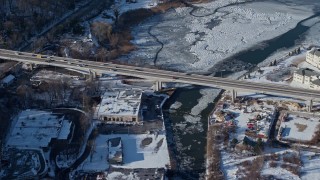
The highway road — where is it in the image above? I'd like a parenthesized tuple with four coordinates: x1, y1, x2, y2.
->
(0, 49, 319, 101)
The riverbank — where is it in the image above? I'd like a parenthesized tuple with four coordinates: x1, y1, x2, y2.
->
(205, 90, 224, 179)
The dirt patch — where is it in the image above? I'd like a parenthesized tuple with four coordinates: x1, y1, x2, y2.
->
(281, 164, 300, 176)
(237, 156, 264, 179)
(309, 124, 320, 145)
(269, 161, 277, 168)
(206, 124, 224, 180)
(294, 123, 307, 132)
(141, 137, 153, 148)
(283, 154, 301, 166)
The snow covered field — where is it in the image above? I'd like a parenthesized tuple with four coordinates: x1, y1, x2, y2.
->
(278, 113, 320, 142)
(119, 0, 318, 73)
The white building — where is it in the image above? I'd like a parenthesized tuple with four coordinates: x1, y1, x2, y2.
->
(306, 48, 320, 69)
(293, 68, 320, 90)
(96, 88, 142, 123)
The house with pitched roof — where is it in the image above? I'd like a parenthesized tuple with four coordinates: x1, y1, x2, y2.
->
(306, 48, 320, 69)
(293, 68, 320, 90)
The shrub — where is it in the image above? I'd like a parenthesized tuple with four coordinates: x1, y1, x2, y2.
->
(269, 161, 277, 168)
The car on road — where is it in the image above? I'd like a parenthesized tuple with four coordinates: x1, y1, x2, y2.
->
(172, 76, 179, 79)
(35, 54, 47, 58)
(45, 59, 53, 63)
(14, 52, 22, 55)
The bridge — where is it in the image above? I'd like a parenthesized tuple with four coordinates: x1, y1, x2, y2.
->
(0, 48, 317, 111)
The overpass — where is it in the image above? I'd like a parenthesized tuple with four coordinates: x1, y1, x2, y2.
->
(0, 48, 317, 111)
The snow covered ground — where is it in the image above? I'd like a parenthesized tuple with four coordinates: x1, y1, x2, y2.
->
(221, 150, 302, 180)
(242, 47, 320, 91)
(278, 113, 320, 142)
(242, 51, 304, 85)
(106, 171, 138, 179)
(1, 149, 47, 179)
(213, 91, 311, 179)
(301, 151, 320, 180)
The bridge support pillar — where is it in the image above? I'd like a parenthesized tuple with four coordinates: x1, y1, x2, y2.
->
(89, 70, 97, 81)
(307, 100, 313, 112)
(92, 71, 97, 79)
(155, 81, 162, 91)
(231, 89, 237, 103)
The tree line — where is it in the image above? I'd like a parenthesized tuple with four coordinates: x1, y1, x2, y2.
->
(0, 0, 85, 49)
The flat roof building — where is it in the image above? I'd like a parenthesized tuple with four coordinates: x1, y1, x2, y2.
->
(293, 68, 320, 90)
(96, 88, 142, 123)
(1, 74, 15, 87)
(6, 110, 73, 149)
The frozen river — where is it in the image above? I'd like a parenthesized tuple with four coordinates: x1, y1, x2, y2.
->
(163, 87, 221, 179)
(119, 0, 320, 75)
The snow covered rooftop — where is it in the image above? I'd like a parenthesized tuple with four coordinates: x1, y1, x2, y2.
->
(58, 120, 72, 140)
(79, 135, 109, 171)
(6, 110, 72, 148)
(97, 88, 142, 117)
(308, 48, 320, 57)
(78, 134, 170, 172)
(295, 68, 320, 77)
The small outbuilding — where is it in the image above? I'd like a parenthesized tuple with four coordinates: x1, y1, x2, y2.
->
(1, 74, 15, 87)
(108, 137, 123, 165)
